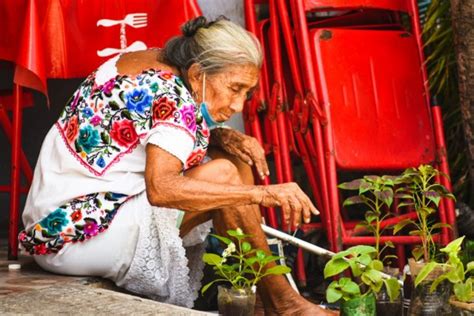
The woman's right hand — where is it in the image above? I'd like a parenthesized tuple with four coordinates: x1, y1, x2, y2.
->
(258, 183, 319, 228)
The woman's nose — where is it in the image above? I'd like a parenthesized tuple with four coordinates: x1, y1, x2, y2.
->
(229, 101, 244, 113)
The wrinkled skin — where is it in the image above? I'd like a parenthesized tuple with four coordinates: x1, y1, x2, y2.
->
(119, 49, 338, 315)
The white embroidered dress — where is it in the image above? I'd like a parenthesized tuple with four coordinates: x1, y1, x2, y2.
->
(20, 55, 212, 307)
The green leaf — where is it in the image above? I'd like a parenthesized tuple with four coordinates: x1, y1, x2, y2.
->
(202, 253, 222, 266)
(348, 245, 377, 256)
(340, 278, 361, 295)
(256, 250, 266, 260)
(100, 131, 110, 144)
(326, 283, 343, 303)
(441, 236, 465, 254)
(121, 110, 132, 120)
(358, 254, 372, 266)
(384, 241, 395, 249)
(466, 262, 474, 273)
(415, 262, 438, 287)
(108, 100, 120, 110)
(349, 260, 362, 277)
(201, 279, 225, 294)
(242, 242, 252, 253)
(343, 196, 365, 207)
(369, 259, 384, 271)
(431, 223, 452, 231)
(364, 269, 382, 284)
(453, 282, 473, 303)
(424, 191, 441, 206)
(430, 274, 448, 293)
(374, 189, 394, 207)
(412, 247, 424, 261)
(393, 219, 414, 234)
(265, 265, 291, 275)
(384, 278, 401, 301)
(210, 234, 232, 245)
(338, 179, 363, 190)
(324, 258, 350, 278)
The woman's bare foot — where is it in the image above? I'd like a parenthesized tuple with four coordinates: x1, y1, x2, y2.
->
(263, 287, 339, 315)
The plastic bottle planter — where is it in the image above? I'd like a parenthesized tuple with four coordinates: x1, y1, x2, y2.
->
(408, 279, 451, 316)
(341, 293, 376, 316)
(217, 285, 256, 316)
(449, 297, 474, 316)
(376, 286, 402, 316)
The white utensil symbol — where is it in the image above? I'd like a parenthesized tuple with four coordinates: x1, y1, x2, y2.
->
(96, 13, 148, 57)
(96, 13, 148, 28)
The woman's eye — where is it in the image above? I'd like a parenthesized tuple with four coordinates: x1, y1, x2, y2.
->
(229, 86, 240, 93)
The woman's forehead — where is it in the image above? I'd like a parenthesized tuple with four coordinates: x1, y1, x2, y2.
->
(213, 64, 259, 87)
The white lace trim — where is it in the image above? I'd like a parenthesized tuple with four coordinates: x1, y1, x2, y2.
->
(95, 55, 120, 85)
(117, 205, 212, 308)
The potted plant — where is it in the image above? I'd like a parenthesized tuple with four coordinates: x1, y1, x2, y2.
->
(201, 228, 291, 316)
(339, 175, 402, 315)
(414, 236, 474, 316)
(324, 245, 401, 316)
(393, 164, 456, 314)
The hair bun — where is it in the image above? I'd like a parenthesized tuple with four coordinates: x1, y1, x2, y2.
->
(182, 16, 209, 37)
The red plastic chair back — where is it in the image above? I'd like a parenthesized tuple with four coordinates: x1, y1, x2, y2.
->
(303, 0, 412, 12)
(311, 28, 436, 170)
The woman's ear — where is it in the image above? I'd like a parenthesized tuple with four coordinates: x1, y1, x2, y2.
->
(187, 63, 203, 95)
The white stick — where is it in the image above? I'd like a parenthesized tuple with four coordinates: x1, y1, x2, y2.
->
(261, 224, 403, 285)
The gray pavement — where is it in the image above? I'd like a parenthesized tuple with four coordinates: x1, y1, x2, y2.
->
(0, 248, 213, 315)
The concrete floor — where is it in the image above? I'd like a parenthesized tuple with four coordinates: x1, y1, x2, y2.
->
(0, 246, 213, 315)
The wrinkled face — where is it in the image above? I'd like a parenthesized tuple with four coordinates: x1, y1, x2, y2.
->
(191, 64, 259, 122)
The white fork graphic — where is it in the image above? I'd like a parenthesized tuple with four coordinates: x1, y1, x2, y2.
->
(97, 13, 148, 57)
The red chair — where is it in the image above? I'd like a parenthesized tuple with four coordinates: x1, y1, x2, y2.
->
(0, 87, 34, 259)
(289, 0, 456, 267)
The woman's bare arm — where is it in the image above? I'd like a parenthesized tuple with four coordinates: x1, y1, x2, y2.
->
(145, 144, 263, 212)
(145, 144, 317, 225)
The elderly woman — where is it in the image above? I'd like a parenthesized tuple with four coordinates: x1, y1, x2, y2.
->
(20, 17, 334, 315)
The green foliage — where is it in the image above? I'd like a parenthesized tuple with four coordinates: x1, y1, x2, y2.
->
(394, 164, 455, 262)
(339, 176, 399, 262)
(423, 0, 469, 203)
(201, 228, 291, 294)
(414, 236, 474, 303)
(324, 245, 401, 303)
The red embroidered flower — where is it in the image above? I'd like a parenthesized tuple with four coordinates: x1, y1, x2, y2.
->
(110, 120, 138, 147)
(65, 116, 79, 143)
(34, 243, 48, 255)
(152, 97, 177, 121)
(159, 71, 174, 81)
(71, 210, 82, 223)
(186, 149, 207, 168)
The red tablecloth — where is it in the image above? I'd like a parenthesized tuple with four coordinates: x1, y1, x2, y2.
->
(0, 0, 201, 96)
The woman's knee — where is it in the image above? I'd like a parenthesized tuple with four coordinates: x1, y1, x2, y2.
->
(213, 159, 243, 185)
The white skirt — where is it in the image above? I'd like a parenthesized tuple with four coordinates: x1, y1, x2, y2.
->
(34, 192, 212, 308)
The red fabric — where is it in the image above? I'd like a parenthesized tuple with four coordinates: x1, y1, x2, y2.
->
(0, 0, 201, 95)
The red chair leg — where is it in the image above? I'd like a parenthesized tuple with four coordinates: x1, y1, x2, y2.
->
(9, 84, 22, 260)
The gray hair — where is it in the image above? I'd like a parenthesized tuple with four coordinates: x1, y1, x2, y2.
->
(163, 16, 262, 74)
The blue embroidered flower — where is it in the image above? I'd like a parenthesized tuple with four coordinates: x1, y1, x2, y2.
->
(82, 108, 94, 118)
(126, 88, 152, 114)
(78, 125, 100, 153)
(97, 157, 106, 168)
(39, 209, 69, 235)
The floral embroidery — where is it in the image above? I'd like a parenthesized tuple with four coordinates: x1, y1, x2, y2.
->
(110, 120, 138, 147)
(19, 192, 129, 255)
(21, 69, 213, 255)
(152, 97, 177, 121)
(57, 69, 210, 176)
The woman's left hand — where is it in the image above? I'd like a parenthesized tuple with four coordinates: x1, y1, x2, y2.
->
(211, 128, 269, 180)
